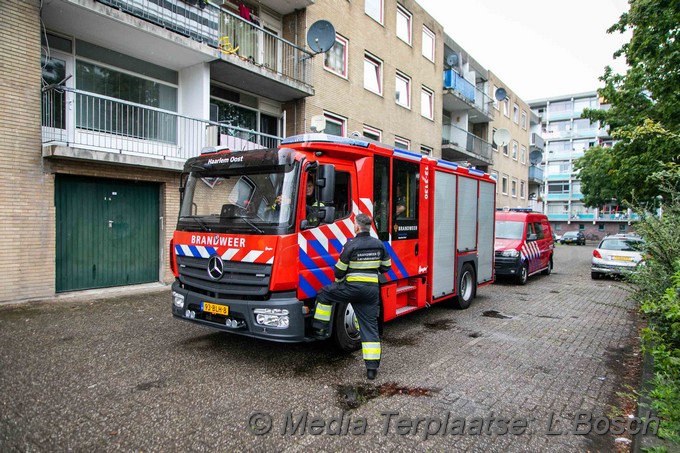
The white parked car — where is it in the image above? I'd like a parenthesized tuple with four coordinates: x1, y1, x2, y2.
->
(591, 235, 645, 279)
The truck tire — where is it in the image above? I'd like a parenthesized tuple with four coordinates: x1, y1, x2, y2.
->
(541, 256, 553, 275)
(517, 262, 529, 285)
(332, 301, 361, 352)
(454, 263, 476, 309)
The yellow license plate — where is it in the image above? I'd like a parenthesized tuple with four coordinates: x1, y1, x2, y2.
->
(202, 302, 229, 316)
(612, 256, 633, 261)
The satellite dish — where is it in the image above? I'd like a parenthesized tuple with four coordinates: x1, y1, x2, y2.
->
(529, 150, 543, 165)
(494, 87, 507, 102)
(307, 20, 336, 54)
(310, 115, 326, 132)
(445, 53, 459, 68)
(493, 128, 511, 147)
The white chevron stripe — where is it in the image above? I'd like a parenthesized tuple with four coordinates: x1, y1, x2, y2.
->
(352, 201, 359, 215)
(180, 245, 192, 257)
(359, 198, 374, 215)
(310, 227, 330, 252)
(343, 218, 355, 234)
(198, 247, 211, 258)
(327, 223, 349, 245)
(222, 248, 239, 260)
(298, 233, 308, 254)
(266, 256, 274, 264)
(242, 250, 264, 262)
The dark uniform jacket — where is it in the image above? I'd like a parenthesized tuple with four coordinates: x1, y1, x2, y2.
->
(334, 232, 391, 284)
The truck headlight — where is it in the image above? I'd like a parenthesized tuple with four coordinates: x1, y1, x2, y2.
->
(254, 308, 290, 328)
(173, 291, 185, 308)
(501, 250, 520, 258)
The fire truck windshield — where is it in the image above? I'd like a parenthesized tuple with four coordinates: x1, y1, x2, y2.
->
(177, 161, 300, 235)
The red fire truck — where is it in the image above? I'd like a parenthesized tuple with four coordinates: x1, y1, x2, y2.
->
(170, 134, 496, 351)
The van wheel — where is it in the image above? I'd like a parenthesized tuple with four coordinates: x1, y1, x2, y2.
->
(541, 257, 553, 275)
(517, 263, 529, 285)
(332, 302, 361, 352)
(454, 263, 476, 309)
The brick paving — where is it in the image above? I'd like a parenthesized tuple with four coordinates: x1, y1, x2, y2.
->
(0, 244, 642, 452)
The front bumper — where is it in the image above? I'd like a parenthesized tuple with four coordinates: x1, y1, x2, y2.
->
(494, 256, 522, 276)
(171, 281, 313, 343)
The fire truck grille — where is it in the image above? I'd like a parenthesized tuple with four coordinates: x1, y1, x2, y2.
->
(176, 256, 272, 298)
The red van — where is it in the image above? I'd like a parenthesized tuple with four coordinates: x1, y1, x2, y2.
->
(494, 208, 555, 284)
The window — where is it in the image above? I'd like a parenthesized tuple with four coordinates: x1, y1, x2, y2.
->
(421, 86, 434, 120)
(492, 86, 500, 110)
(420, 145, 432, 156)
(511, 178, 517, 197)
(374, 155, 390, 240)
(395, 136, 411, 150)
(396, 5, 412, 45)
(422, 26, 435, 61)
(598, 224, 605, 232)
(521, 110, 527, 129)
(492, 128, 498, 151)
(363, 125, 381, 141)
(323, 111, 346, 136)
(501, 175, 508, 195)
(365, 0, 383, 24)
(392, 159, 420, 240)
(503, 99, 509, 117)
(520, 145, 526, 164)
(364, 53, 383, 95)
(491, 171, 499, 192)
(548, 182, 570, 194)
(512, 141, 518, 160)
(502, 144, 509, 156)
(513, 103, 519, 124)
(395, 71, 411, 108)
(324, 34, 348, 77)
(520, 181, 526, 198)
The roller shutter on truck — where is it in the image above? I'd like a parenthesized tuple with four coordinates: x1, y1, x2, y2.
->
(477, 181, 495, 283)
(432, 171, 457, 298)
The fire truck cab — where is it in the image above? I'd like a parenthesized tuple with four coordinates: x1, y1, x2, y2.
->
(170, 134, 496, 351)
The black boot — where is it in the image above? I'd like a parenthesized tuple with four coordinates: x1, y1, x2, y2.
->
(366, 368, 377, 380)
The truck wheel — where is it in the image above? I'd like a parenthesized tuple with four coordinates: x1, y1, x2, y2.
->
(541, 257, 553, 275)
(454, 263, 476, 309)
(332, 302, 361, 352)
(517, 262, 529, 285)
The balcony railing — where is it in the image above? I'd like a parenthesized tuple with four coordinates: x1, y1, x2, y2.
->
(530, 132, 544, 150)
(95, 0, 313, 87)
(41, 87, 281, 162)
(443, 70, 492, 118)
(528, 165, 544, 183)
(442, 124, 493, 163)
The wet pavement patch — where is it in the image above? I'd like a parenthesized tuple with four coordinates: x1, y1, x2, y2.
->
(482, 310, 512, 319)
(135, 379, 166, 391)
(337, 382, 437, 410)
(424, 319, 454, 330)
(468, 332, 482, 338)
(382, 335, 420, 347)
(537, 314, 562, 320)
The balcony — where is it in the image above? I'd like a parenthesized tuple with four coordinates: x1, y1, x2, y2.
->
(442, 70, 493, 123)
(41, 87, 282, 170)
(528, 166, 544, 184)
(42, 0, 313, 103)
(441, 124, 493, 166)
(530, 132, 544, 151)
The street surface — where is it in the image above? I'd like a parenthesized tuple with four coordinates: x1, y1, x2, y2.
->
(0, 244, 644, 452)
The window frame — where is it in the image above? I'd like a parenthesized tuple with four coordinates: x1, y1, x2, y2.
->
(513, 103, 519, 124)
(363, 52, 383, 96)
(395, 71, 411, 109)
(395, 136, 411, 150)
(511, 178, 518, 198)
(503, 99, 510, 117)
(323, 34, 348, 78)
(365, 0, 384, 25)
(501, 175, 509, 195)
(363, 125, 382, 141)
(521, 110, 527, 130)
(396, 5, 412, 45)
(512, 141, 518, 161)
(323, 111, 347, 137)
(421, 26, 435, 62)
(420, 86, 434, 120)
(420, 145, 432, 156)
(521, 145, 527, 164)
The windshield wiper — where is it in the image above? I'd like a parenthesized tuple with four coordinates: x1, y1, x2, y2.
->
(179, 215, 211, 232)
(239, 215, 265, 234)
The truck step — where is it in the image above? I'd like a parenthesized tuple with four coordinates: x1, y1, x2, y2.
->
(395, 306, 418, 316)
(396, 285, 417, 295)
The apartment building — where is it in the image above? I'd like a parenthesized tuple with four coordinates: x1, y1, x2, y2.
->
(3, 0, 315, 302)
(299, 0, 444, 155)
(487, 71, 531, 210)
(529, 92, 636, 238)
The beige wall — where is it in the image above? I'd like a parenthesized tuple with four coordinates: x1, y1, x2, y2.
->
(488, 71, 531, 209)
(296, 0, 444, 155)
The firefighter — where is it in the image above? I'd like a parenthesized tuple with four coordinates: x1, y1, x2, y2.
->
(312, 213, 392, 380)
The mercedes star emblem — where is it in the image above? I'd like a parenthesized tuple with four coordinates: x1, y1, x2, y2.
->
(207, 255, 224, 280)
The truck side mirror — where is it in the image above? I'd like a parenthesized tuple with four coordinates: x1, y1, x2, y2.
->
(527, 233, 538, 242)
(317, 164, 335, 204)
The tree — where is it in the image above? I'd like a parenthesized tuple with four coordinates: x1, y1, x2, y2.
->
(575, 0, 680, 208)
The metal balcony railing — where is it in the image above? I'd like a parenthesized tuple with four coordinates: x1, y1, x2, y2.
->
(528, 166, 544, 183)
(41, 87, 282, 161)
(530, 132, 545, 150)
(443, 69, 492, 118)
(442, 124, 493, 162)
(95, 0, 313, 87)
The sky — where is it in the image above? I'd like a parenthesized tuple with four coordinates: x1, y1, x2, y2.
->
(415, 0, 631, 101)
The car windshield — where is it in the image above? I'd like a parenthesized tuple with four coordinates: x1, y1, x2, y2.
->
(178, 161, 300, 235)
(495, 220, 524, 240)
(563, 232, 579, 238)
(599, 239, 643, 251)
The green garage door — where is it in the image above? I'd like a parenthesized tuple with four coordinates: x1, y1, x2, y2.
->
(56, 175, 160, 292)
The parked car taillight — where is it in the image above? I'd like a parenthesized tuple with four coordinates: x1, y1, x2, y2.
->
(593, 249, 602, 259)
